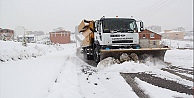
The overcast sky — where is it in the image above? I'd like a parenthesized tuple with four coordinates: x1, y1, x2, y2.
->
(0, 0, 193, 32)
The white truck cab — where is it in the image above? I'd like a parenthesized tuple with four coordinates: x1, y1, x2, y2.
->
(94, 17, 141, 49)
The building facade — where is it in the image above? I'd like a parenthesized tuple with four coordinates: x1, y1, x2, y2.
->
(0, 28, 14, 40)
(17, 34, 36, 43)
(161, 30, 185, 39)
(139, 29, 162, 48)
(50, 30, 71, 44)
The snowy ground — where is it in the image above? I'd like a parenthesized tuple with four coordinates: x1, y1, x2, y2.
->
(162, 38, 193, 49)
(0, 37, 193, 98)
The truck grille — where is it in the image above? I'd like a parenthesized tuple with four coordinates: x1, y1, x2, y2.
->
(112, 40, 133, 43)
(110, 35, 125, 37)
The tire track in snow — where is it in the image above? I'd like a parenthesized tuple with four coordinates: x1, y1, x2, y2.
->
(164, 62, 193, 75)
(121, 73, 193, 95)
(161, 68, 194, 82)
(47, 55, 82, 98)
(53, 56, 70, 84)
(121, 73, 151, 98)
(162, 62, 193, 82)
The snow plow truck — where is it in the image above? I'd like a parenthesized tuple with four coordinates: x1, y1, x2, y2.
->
(76, 16, 170, 63)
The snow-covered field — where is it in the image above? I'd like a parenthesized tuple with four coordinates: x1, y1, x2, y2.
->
(0, 37, 193, 98)
(162, 38, 193, 49)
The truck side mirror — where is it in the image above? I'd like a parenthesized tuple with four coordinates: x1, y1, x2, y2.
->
(140, 21, 144, 31)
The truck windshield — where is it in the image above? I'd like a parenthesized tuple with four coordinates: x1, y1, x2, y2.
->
(102, 18, 138, 33)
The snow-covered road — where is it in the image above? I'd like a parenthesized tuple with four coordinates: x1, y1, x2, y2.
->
(0, 40, 193, 98)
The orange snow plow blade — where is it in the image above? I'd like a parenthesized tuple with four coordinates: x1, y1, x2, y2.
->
(100, 48, 170, 61)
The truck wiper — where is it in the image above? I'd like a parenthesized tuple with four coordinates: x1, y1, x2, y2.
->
(120, 29, 134, 33)
(127, 30, 134, 33)
(113, 29, 120, 33)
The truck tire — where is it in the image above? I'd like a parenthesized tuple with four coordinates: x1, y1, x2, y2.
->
(88, 55, 93, 60)
(94, 47, 100, 63)
(83, 48, 93, 60)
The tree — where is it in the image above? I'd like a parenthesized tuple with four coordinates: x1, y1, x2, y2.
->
(2, 33, 6, 41)
(22, 35, 27, 47)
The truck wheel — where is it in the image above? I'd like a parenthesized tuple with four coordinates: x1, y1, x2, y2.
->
(83, 48, 93, 60)
(87, 55, 93, 60)
(94, 47, 100, 63)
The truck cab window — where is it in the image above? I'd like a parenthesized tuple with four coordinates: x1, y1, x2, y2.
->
(102, 18, 138, 33)
(98, 23, 101, 32)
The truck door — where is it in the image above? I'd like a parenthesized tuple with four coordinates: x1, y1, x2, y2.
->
(94, 20, 103, 44)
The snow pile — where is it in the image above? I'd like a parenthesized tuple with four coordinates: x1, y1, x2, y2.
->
(97, 57, 119, 68)
(0, 40, 64, 62)
(97, 59, 166, 74)
(97, 53, 140, 68)
(97, 54, 166, 72)
(120, 53, 130, 62)
(144, 56, 167, 69)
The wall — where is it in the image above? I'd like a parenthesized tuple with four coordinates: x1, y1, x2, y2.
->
(50, 31, 70, 44)
(139, 29, 161, 40)
(161, 31, 185, 39)
(0, 29, 14, 40)
(139, 29, 162, 48)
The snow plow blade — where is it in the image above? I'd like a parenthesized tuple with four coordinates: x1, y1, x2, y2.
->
(100, 48, 170, 61)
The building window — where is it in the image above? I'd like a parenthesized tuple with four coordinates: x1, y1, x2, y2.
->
(153, 41, 156, 45)
(143, 34, 146, 38)
(150, 33, 154, 38)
